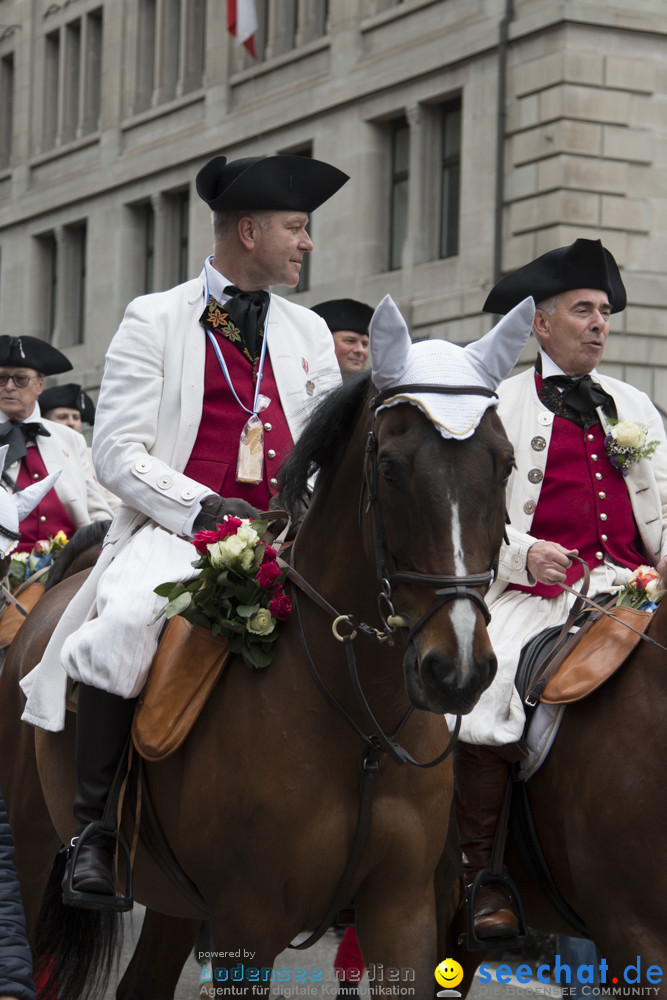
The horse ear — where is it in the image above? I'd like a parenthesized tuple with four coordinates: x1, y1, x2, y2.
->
(465, 296, 535, 389)
(370, 294, 412, 391)
(14, 470, 62, 521)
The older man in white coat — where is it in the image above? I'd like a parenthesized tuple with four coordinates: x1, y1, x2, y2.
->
(448, 239, 667, 940)
(0, 337, 113, 546)
(21, 152, 348, 908)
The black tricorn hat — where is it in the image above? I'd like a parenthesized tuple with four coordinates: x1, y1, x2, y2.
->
(311, 298, 374, 335)
(40, 383, 95, 424)
(0, 336, 73, 375)
(196, 154, 349, 213)
(484, 238, 627, 315)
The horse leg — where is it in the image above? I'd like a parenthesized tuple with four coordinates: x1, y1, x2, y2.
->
(116, 910, 201, 1000)
(356, 882, 440, 999)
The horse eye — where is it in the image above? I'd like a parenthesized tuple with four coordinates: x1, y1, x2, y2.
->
(378, 458, 396, 483)
(502, 459, 516, 485)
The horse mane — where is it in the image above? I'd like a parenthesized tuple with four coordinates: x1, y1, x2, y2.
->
(44, 519, 112, 591)
(279, 372, 372, 516)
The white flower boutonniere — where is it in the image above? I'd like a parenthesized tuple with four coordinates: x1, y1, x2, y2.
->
(604, 420, 659, 477)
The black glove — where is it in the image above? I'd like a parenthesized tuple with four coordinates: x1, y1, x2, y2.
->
(192, 494, 263, 534)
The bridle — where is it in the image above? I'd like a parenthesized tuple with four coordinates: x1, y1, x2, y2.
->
(287, 381, 503, 951)
(287, 380, 501, 761)
(366, 383, 498, 639)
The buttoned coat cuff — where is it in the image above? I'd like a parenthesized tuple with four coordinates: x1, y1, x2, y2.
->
(497, 525, 538, 586)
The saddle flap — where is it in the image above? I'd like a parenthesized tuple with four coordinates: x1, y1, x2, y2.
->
(541, 605, 652, 704)
(132, 616, 231, 761)
(0, 581, 45, 649)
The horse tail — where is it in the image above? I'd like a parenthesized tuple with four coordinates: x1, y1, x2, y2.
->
(34, 847, 124, 1000)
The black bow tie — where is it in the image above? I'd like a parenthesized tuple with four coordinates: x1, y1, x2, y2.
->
(0, 420, 51, 473)
(543, 374, 617, 420)
(223, 285, 270, 359)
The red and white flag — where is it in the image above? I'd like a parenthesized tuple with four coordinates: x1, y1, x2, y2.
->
(227, 0, 258, 59)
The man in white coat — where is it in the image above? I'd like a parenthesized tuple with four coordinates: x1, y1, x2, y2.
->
(20, 152, 348, 908)
(448, 239, 667, 939)
(0, 337, 113, 546)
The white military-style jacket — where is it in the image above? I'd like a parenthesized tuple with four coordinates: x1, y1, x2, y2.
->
(487, 367, 667, 603)
(21, 272, 341, 730)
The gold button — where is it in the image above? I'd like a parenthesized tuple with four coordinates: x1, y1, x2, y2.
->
(264, 423, 272, 432)
(595, 551, 604, 560)
(587, 433, 595, 441)
(39, 515, 46, 522)
(601, 534, 608, 541)
(528, 468, 543, 484)
(531, 436, 546, 451)
(591, 454, 598, 461)
(598, 492, 606, 499)
(595, 472, 603, 480)
(33, 472, 40, 480)
(600, 513, 608, 521)
(267, 449, 276, 459)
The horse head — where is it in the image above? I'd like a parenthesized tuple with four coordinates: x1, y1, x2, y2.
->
(367, 294, 535, 715)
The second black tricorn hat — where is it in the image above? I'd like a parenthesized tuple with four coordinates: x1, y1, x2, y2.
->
(483, 238, 626, 315)
(0, 336, 73, 375)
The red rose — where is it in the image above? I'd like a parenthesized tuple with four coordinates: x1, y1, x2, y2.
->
(192, 529, 223, 554)
(269, 592, 292, 621)
(263, 544, 278, 562)
(217, 516, 243, 539)
(257, 559, 282, 589)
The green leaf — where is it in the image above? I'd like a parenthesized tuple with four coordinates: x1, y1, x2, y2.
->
(154, 581, 183, 598)
(236, 604, 260, 618)
(164, 592, 193, 618)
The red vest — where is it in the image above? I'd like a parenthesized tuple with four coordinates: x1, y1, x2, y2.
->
(15, 446, 76, 552)
(509, 377, 649, 598)
(183, 329, 293, 509)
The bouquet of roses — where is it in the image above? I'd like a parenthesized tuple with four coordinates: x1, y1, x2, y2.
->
(615, 565, 665, 612)
(153, 516, 292, 670)
(604, 420, 659, 477)
(7, 530, 69, 590)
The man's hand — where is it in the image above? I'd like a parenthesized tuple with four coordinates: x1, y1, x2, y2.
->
(526, 540, 578, 586)
(192, 494, 263, 534)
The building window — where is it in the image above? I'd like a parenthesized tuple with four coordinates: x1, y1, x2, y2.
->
(141, 202, 155, 293)
(135, 0, 206, 112)
(35, 223, 87, 346)
(41, 8, 104, 150)
(236, 0, 328, 65)
(0, 52, 14, 169)
(389, 118, 409, 271)
(439, 99, 461, 259)
(164, 188, 190, 286)
(61, 222, 87, 347)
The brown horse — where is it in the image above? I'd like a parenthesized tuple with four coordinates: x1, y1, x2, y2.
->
(437, 592, 667, 992)
(0, 366, 516, 1000)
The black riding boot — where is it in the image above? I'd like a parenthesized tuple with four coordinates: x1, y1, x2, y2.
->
(61, 683, 136, 908)
(454, 741, 519, 939)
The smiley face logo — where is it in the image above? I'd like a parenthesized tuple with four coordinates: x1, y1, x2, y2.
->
(435, 958, 464, 990)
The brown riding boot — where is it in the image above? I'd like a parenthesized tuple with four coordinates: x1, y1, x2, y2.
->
(454, 741, 520, 939)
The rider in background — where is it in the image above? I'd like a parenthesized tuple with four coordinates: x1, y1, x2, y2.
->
(310, 299, 373, 376)
(447, 238, 667, 939)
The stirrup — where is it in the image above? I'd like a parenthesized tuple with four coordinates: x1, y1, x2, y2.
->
(61, 821, 133, 912)
(464, 867, 529, 952)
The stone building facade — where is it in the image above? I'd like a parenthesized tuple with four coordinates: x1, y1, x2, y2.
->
(0, 0, 665, 412)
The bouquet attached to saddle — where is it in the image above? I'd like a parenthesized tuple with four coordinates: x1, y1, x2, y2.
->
(132, 515, 292, 762)
(516, 560, 665, 781)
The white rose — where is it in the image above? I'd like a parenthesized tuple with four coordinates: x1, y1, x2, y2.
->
(207, 534, 247, 568)
(239, 547, 255, 572)
(646, 577, 665, 602)
(246, 609, 276, 636)
(611, 422, 646, 450)
(236, 523, 259, 547)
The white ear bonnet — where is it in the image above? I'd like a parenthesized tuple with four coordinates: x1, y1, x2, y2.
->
(369, 294, 535, 439)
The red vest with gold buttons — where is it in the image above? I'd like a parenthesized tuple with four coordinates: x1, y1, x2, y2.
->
(15, 447, 76, 552)
(509, 380, 649, 598)
(183, 329, 293, 509)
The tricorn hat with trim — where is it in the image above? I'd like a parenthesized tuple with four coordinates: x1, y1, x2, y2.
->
(311, 299, 374, 335)
(0, 336, 73, 376)
(483, 238, 626, 315)
(40, 383, 96, 425)
(196, 154, 349, 213)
